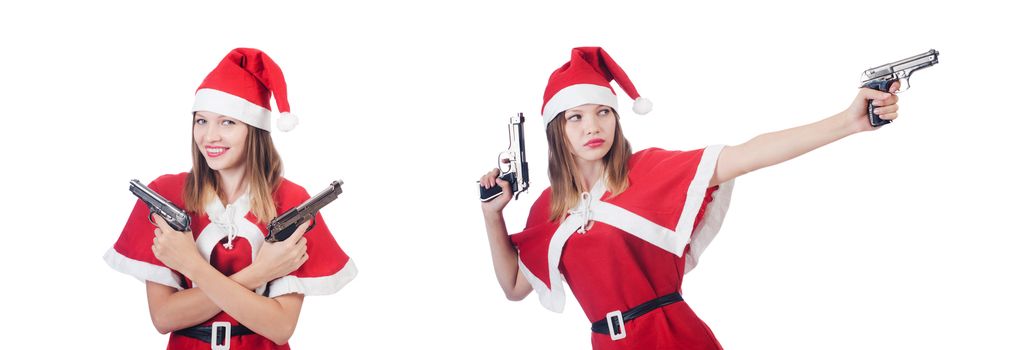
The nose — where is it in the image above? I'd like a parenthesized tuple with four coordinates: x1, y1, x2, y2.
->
(203, 123, 222, 143)
(583, 114, 600, 135)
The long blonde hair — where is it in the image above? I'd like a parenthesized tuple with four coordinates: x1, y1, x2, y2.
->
(184, 121, 283, 224)
(546, 110, 632, 221)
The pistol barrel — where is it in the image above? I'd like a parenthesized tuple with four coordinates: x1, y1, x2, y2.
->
(863, 49, 939, 81)
(304, 180, 343, 212)
(266, 180, 343, 242)
(512, 113, 528, 187)
(129, 179, 191, 232)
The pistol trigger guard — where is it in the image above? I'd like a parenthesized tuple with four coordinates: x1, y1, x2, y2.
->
(898, 77, 912, 93)
(147, 209, 158, 227)
(307, 216, 317, 232)
(497, 152, 513, 173)
(894, 71, 910, 93)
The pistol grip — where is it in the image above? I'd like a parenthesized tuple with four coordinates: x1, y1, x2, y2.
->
(479, 172, 517, 202)
(862, 79, 896, 127)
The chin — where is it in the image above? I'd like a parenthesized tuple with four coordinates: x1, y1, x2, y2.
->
(592, 148, 614, 159)
(578, 152, 607, 162)
(205, 161, 224, 171)
(204, 157, 228, 171)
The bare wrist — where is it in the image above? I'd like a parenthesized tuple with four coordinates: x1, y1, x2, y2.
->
(833, 112, 861, 136)
(482, 208, 504, 221)
(231, 266, 265, 290)
(181, 262, 214, 285)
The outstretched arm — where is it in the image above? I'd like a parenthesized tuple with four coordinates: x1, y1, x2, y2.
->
(711, 83, 900, 187)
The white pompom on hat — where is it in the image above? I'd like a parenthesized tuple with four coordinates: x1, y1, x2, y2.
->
(541, 47, 651, 125)
(192, 48, 299, 132)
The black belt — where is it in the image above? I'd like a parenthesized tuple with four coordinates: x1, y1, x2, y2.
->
(591, 293, 684, 339)
(173, 322, 256, 344)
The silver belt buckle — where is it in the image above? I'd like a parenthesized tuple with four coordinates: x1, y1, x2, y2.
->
(605, 310, 626, 341)
(212, 321, 231, 350)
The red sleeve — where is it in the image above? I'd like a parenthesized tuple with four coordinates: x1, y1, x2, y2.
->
(615, 147, 713, 232)
(265, 180, 356, 297)
(104, 173, 190, 290)
(510, 189, 560, 290)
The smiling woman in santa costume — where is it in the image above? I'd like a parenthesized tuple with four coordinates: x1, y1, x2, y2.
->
(104, 48, 357, 349)
(479, 47, 901, 349)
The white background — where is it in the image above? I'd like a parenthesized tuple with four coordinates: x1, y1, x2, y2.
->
(2, 1, 1026, 349)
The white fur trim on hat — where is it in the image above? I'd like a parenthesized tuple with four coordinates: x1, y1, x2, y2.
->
(277, 112, 298, 132)
(193, 88, 273, 131)
(542, 84, 619, 125)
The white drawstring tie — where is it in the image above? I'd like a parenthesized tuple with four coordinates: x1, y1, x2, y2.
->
(212, 204, 240, 250)
(567, 192, 594, 234)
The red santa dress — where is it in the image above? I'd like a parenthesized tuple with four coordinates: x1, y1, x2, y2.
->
(511, 146, 734, 350)
(104, 173, 357, 349)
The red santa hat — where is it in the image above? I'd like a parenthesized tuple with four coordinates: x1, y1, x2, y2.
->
(192, 48, 299, 132)
(541, 47, 652, 124)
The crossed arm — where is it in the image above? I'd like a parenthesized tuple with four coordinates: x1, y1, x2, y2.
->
(147, 218, 311, 345)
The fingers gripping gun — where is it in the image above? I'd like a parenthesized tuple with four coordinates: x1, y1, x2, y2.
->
(480, 113, 530, 202)
(861, 49, 940, 127)
(265, 180, 343, 243)
(129, 179, 191, 232)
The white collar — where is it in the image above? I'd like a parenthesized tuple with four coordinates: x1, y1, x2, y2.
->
(204, 192, 252, 250)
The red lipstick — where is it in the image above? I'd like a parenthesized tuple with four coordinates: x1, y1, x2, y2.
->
(584, 138, 605, 148)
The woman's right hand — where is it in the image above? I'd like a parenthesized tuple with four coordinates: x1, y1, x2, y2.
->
(251, 221, 310, 283)
(480, 168, 513, 215)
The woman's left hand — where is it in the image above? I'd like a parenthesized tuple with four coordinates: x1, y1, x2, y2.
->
(843, 81, 900, 132)
(152, 215, 205, 276)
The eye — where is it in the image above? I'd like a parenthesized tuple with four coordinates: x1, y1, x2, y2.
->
(220, 119, 236, 126)
(566, 113, 582, 121)
(598, 108, 612, 116)
(194, 118, 207, 125)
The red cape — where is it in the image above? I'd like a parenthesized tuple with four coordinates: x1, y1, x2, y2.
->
(511, 147, 734, 313)
(105, 173, 356, 297)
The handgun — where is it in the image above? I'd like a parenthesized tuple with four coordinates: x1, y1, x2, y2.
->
(265, 180, 343, 243)
(480, 113, 530, 202)
(861, 49, 940, 127)
(129, 179, 191, 232)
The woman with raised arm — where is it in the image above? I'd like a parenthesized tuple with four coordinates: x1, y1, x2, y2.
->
(479, 47, 900, 349)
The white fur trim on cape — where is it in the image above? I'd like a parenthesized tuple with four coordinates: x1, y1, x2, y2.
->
(517, 145, 734, 312)
(682, 145, 734, 274)
(266, 258, 358, 298)
(103, 247, 184, 290)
